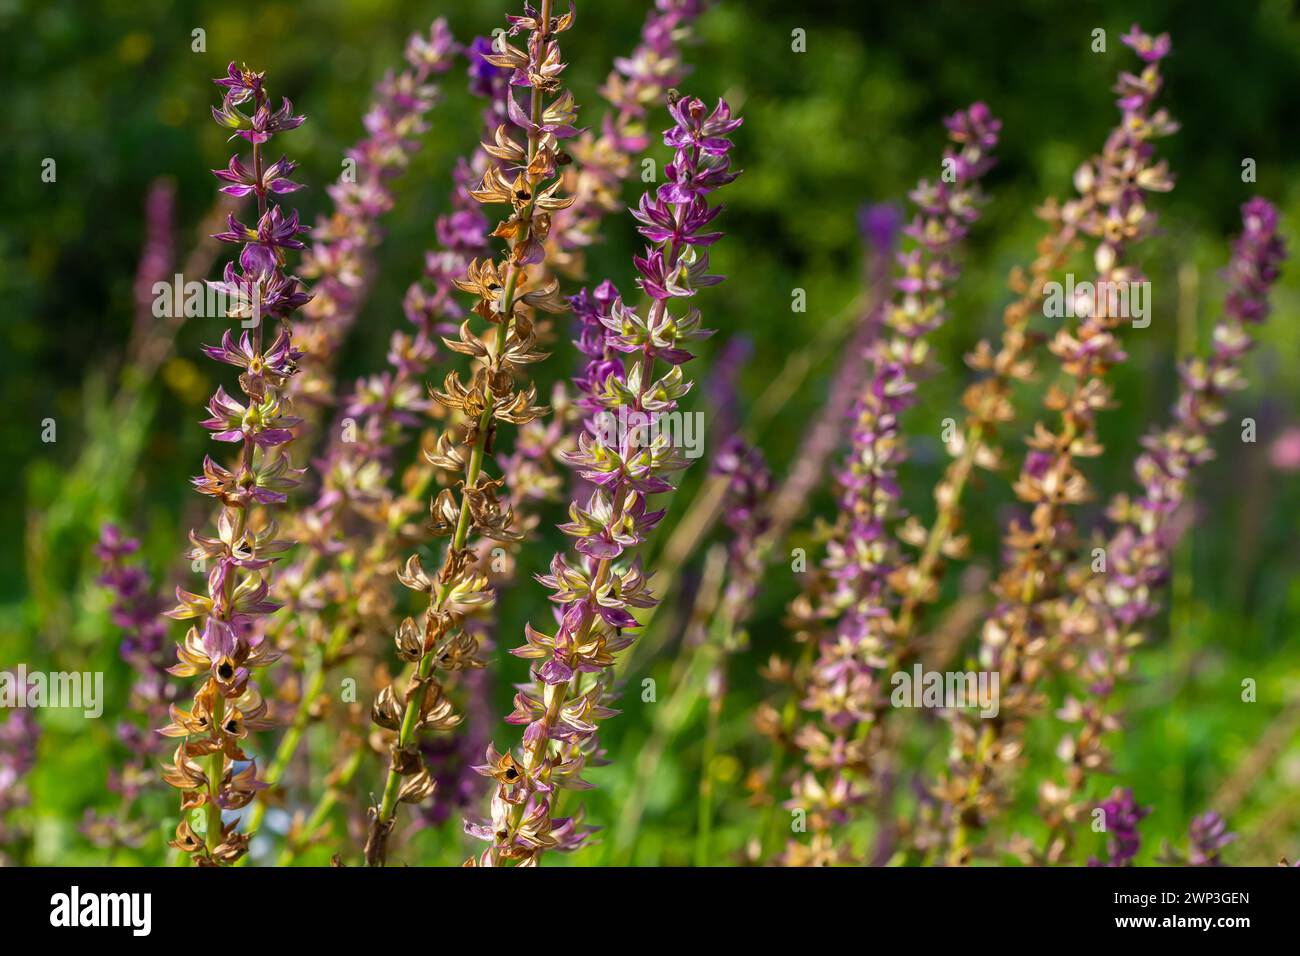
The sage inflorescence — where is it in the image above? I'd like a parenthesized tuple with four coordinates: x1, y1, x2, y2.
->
(160, 63, 312, 866)
(780, 103, 1000, 865)
(84, 525, 176, 849)
(938, 28, 1178, 864)
(1038, 197, 1286, 861)
(465, 93, 742, 866)
(362, 0, 575, 866)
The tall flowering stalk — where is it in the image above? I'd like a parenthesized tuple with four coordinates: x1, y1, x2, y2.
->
(258, 23, 459, 702)
(242, 37, 489, 847)
(550, 0, 704, 276)
(131, 178, 176, 338)
(780, 104, 1000, 865)
(129, 191, 243, 381)
(1037, 198, 1286, 861)
(308, 45, 511, 563)
(718, 209, 898, 861)
(758, 205, 900, 539)
(313, 0, 705, 570)
(250, 31, 458, 758)
(696, 435, 772, 860)
(414, 382, 580, 831)
(639, 202, 900, 691)
(775, 195, 1071, 859)
(252, 149, 500, 853)
(298, 24, 464, 530)
(385, 0, 707, 516)
(888, 204, 1076, 648)
(83, 525, 176, 849)
(466, 93, 742, 866)
(291, 21, 455, 416)
(590, 337, 755, 863)
(349, 0, 705, 518)
(937, 26, 1177, 864)
(308, 0, 704, 572)
(159, 64, 311, 866)
(317, 1, 707, 589)
(364, 0, 576, 866)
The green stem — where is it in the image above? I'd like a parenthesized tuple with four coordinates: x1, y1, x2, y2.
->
(759, 641, 813, 860)
(608, 639, 712, 863)
(205, 694, 225, 854)
(374, 385, 499, 830)
(372, 4, 555, 855)
(694, 668, 722, 867)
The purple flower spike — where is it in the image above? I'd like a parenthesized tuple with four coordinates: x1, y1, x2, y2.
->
(785, 104, 1000, 865)
(1062, 202, 1286, 843)
(469, 90, 743, 867)
(857, 201, 903, 254)
(160, 63, 313, 868)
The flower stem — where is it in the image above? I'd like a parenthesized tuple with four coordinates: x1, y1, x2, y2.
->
(374, 365, 501, 830)
(205, 693, 225, 853)
(694, 667, 722, 866)
(371, 0, 557, 855)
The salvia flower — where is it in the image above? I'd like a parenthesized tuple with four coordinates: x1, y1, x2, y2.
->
(258, 9, 708, 861)
(1120, 23, 1172, 63)
(549, 0, 706, 276)
(83, 524, 176, 849)
(704, 334, 752, 445)
(466, 90, 742, 867)
(1042, 198, 1285, 857)
(1186, 811, 1237, 866)
(745, 212, 900, 833)
(159, 64, 312, 867)
(749, 201, 899, 569)
(277, 35, 509, 689)
(364, 0, 576, 867)
(291, 20, 455, 418)
(131, 178, 176, 328)
(781, 103, 1000, 866)
(941, 30, 1177, 865)
(226, 29, 458, 846)
(712, 435, 774, 623)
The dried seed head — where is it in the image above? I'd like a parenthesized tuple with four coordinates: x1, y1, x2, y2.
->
(395, 617, 423, 662)
(371, 684, 404, 731)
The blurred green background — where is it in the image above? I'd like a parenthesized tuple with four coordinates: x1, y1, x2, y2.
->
(2, 0, 1299, 865)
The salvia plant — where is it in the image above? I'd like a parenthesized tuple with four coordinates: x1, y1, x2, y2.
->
(9, 6, 1298, 875)
(465, 91, 742, 866)
(160, 63, 312, 866)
